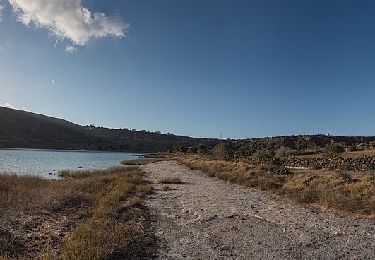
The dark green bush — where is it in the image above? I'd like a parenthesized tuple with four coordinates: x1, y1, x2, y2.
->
(211, 143, 235, 160)
(252, 149, 275, 164)
(323, 143, 345, 158)
(174, 143, 187, 153)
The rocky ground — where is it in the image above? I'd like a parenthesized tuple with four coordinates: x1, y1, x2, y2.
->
(142, 161, 375, 260)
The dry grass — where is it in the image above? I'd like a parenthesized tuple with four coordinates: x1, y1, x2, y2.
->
(58, 166, 128, 178)
(57, 167, 151, 260)
(121, 158, 167, 166)
(281, 172, 375, 215)
(342, 149, 375, 158)
(178, 155, 375, 217)
(0, 166, 152, 259)
(179, 156, 286, 191)
(0, 174, 98, 217)
(159, 177, 184, 184)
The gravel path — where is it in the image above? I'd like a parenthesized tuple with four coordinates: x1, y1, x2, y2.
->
(142, 161, 375, 260)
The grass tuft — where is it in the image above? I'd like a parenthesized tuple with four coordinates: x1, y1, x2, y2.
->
(121, 158, 166, 166)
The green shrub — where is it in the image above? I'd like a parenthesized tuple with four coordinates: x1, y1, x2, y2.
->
(338, 163, 359, 172)
(323, 143, 345, 158)
(252, 149, 275, 165)
(197, 144, 207, 154)
(234, 145, 254, 159)
(174, 143, 187, 153)
(347, 145, 358, 152)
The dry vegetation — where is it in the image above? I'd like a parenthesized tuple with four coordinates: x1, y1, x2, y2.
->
(159, 177, 184, 184)
(0, 166, 153, 259)
(121, 158, 168, 166)
(342, 150, 375, 158)
(178, 155, 375, 217)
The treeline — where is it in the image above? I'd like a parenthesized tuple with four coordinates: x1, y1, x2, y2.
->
(175, 135, 375, 163)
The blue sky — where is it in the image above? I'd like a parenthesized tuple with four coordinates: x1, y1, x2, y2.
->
(1, 0, 375, 138)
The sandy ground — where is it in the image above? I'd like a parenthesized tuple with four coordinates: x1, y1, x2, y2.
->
(142, 160, 375, 260)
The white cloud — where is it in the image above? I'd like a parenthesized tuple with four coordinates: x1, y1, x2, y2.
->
(22, 106, 30, 112)
(8, 0, 128, 46)
(0, 42, 11, 52)
(51, 79, 56, 84)
(2, 103, 30, 111)
(2, 102, 15, 109)
(65, 45, 77, 53)
(0, 3, 4, 22)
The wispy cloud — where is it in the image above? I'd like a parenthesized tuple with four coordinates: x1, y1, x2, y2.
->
(65, 45, 77, 53)
(51, 79, 56, 84)
(0, 42, 12, 52)
(2, 102, 15, 109)
(2, 103, 30, 112)
(0, 3, 4, 22)
(8, 0, 128, 48)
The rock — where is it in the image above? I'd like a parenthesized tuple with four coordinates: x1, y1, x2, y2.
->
(205, 215, 218, 222)
(0, 228, 12, 241)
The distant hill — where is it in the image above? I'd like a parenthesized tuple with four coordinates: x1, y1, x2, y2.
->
(1, 106, 375, 153)
(0, 107, 218, 152)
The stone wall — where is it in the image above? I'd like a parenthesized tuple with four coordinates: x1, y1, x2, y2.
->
(281, 156, 375, 171)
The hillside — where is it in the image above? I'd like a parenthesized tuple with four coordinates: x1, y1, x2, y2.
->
(0, 107, 217, 152)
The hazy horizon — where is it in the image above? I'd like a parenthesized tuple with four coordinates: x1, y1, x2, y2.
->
(1, 0, 375, 138)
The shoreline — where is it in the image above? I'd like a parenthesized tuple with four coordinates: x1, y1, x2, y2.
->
(0, 150, 146, 178)
(0, 147, 151, 154)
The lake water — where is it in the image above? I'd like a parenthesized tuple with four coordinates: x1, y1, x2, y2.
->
(0, 149, 141, 178)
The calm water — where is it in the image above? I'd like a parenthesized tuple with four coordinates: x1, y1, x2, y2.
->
(0, 149, 141, 178)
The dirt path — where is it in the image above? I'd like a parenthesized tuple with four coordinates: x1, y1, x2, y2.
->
(142, 161, 375, 260)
